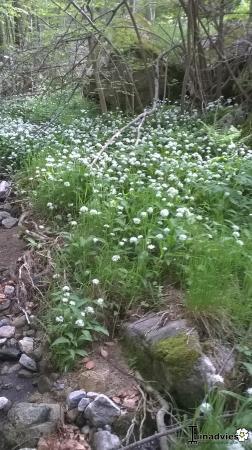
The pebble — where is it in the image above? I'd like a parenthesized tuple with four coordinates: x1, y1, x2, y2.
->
(67, 390, 86, 409)
(0, 181, 10, 200)
(19, 354, 37, 372)
(4, 285, 15, 297)
(0, 211, 11, 221)
(19, 337, 34, 355)
(0, 396, 11, 412)
(2, 217, 18, 229)
(37, 375, 51, 394)
(0, 325, 15, 338)
(0, 299, 11, 313)
(0, 319, 10, 327)
(18, 369, 35, 378)
(78, 397, 91, 411)
(12, 315, 27, 328)
(0, 338, 7, 346)
(0, 346, 21, 361)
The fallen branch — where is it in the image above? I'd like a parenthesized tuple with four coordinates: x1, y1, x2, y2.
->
(120, 426, 183, 450)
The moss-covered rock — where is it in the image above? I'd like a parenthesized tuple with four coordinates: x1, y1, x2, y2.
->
(123, 315, 215, 409)
(152, 333, 200, 382)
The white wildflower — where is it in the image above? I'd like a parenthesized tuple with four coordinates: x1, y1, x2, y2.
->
(160, 209, 169, 218)
(75, 319, 85, 328)
(112, 255, 121, 262)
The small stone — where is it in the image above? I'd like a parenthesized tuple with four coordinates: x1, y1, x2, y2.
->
(19, 337, 34, 355)
(16, 385, 22, 391)
(0, 181, 10, 200)
(32, 346, 43, 361)
(0, 346, 21, 361)
(0, 318, 10, 327)
(18, 369, 35, 378)
(0, 325, 15, 338)
(92, 430, 121, 450)
(84, 394, 121, 427)
(24, 329, 35, 337)
(0, 211, 11, 221)
(12, 315, 27, 328)
(37, 375, 51, 394)
(4, 285, 15, 297)
(86, 392, 99, 399)
(0, 338, 7, 346)
(0, 202, 12, 212)
(65, 408, 78, 424)
(0, 299, 11, 313)
(0, 396, 11, 412)
(80, 425, 90, 435)
(78, 397, 91, 411)
(19, 354, 37, 372)
(2, 217, 18, 229)
(67, 390, 86, 409)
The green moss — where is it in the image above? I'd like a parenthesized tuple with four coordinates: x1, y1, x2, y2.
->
(151, 333, 200, 381)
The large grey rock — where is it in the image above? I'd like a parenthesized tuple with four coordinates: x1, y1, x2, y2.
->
(125, 315, 189, 344)
(8, 402, 62, 426)
(67, 390, 86, 409)
(0, 345, 21, 361)
(2, 403, 63, 450)
(19, 337, 34, 355)
(2, 217, 18, 229)
(0, 325, 15, 338)
(124, 314, 218, 409)
(8, 403, 50, 426)
(84, 394, 121, 427)
(19, 354, 37, 371)
(92, 430, 121, 450)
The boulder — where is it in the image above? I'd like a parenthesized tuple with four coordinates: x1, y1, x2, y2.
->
(84, 394, 121, 427)
(1, 402, 63, 449)
(124, 314, 218, 408)
(92, 430, 121, 450)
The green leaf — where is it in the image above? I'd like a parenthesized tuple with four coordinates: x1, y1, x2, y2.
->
(91, 324, 109, 336)
(51, 336, 70, 346)
(75, 349, 88, 357)
(79, 330, 92, 341)
(243, 362, 252, 376)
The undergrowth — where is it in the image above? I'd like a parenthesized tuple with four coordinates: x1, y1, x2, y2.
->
(0, 94, 252, 373)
